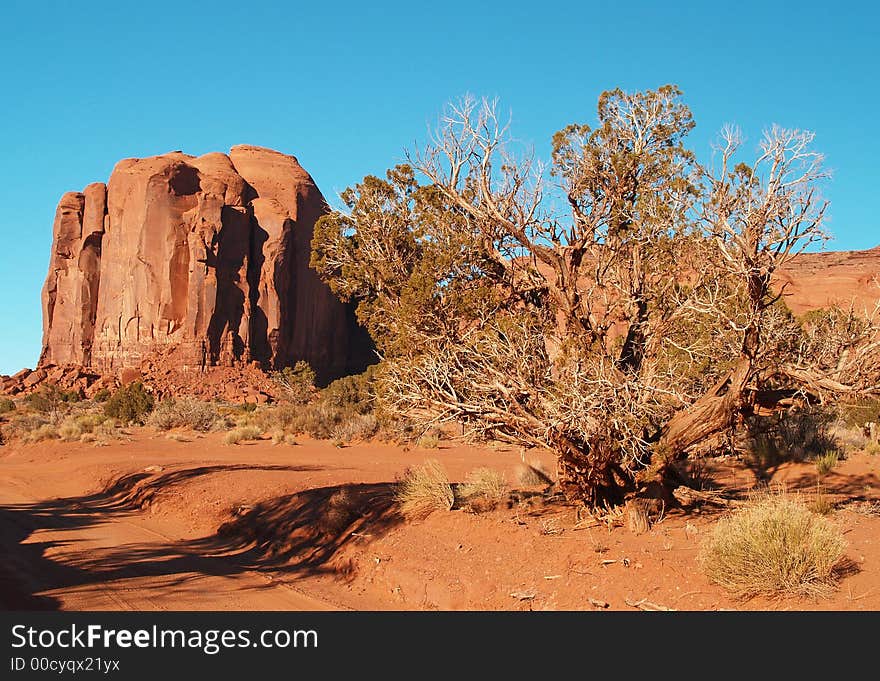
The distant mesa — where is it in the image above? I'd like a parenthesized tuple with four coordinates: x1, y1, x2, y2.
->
(35, 144, 373, 392)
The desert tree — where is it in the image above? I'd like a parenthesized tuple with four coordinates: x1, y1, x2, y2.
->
(312, 87, 880, 506)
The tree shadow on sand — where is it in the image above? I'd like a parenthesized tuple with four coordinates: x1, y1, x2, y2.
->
(0, 464, 403, 610)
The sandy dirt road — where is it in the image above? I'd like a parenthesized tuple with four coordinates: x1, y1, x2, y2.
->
(0, 472, 335, 611)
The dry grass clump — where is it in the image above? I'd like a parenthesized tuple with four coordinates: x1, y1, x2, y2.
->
(57, 412, 113, 441)
(865, 441, 880, 456)
(224, 425, 263, 445)
(396, 460, 454, 519)
(457, 468, 508, 512)
(699, 492, 847, 599)
(147, 398, 219, 432)
(0, 398, 15, 414)
(25, 423, 59, 443)
(814, 450, 840, 477)
(416, 433, 440, 449)
(331, 414, 379, 445)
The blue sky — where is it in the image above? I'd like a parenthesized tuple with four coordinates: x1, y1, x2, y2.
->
(1, 0, 877, 374)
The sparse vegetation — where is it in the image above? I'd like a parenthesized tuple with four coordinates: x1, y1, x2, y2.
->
(457, 468, 508, 512)
(92, 388, 111, 402)
(104, 382, 154, 424)
(224, 425, 263, 445)
(147, 398, 219, 432)
(814, 450, 840, 477)
(25, 423, 59, 443)
(272, 361, 316, 405)
(0, 398, 15, 414)
(699, 493, 847, 599)
(24, 384, 79, 416)
(416, 433, 439, 449)
(331, 413, 379, 444)
(396, 460, 455, 519)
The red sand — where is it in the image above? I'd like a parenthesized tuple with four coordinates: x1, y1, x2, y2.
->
(1, 431, 879, 611)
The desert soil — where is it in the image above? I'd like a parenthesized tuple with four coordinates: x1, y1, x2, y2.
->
(1, 431, 879, 611)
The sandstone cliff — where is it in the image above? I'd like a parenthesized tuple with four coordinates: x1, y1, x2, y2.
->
(776, 246, 880, 316)
(39, 145, 372, 384)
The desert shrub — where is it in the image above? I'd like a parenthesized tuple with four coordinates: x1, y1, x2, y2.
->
(286, 403, 344, 439)
(92, 388, 111, 402)
(838, 398, 880, 430)
(25, 423, 59, 443)
(224, 425, 263, 445)
(104, 382, 154, 424)
(24, 384, 79, 415)
(58, 419, 82, 441)
(240, 402, 257, 412)
(57, 412, 110, 441)
(2, 412, 49, 440)
(866, 441, 880, 456)
(699, 493, 847, 599)
(396, 460, 455, 519)
(331, 414, 379, 444)
(320, 366, 377, 415)
(457, 468, 508, 511)
(147, 398, 218, 432)
(0, 398, 15, 414)
(416, 433, 439, 449)
(272, 361, 316, 404)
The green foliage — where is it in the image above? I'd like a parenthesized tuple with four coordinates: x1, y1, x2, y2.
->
(272, 361, 316, 404)
(837, 398, 880, 430)
(92, 388, 111, 402)
(104, 382, 154, 424)
(0, 398, 15, 414)
(320, 365, 378, 415)
(24, 384, 79, 414)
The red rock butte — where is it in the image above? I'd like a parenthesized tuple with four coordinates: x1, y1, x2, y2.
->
(39, 145, 373, 384)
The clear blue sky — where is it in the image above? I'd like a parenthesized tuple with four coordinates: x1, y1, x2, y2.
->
(1, 0, 877, 374)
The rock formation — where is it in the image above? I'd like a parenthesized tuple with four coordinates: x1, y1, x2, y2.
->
(775, 246, 880, 317)
(39, 145, 372, 384)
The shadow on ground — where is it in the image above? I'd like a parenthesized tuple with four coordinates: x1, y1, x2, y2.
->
(0, 464, 403, 610)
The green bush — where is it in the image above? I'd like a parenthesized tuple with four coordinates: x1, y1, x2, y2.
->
(104, 382, 154, 424)
(92, 388, 111, 402)
(271, 361, 316, 404)
(321, 366, 377, 415)
(0, 398, 15, 414)
(24, 384, 79, 414)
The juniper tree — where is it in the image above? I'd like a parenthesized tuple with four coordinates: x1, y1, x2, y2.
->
(312, 86, 879, 506)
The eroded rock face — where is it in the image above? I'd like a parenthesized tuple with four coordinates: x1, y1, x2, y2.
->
(40, 146, 372, 383)
(776, 247, 880, 316)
